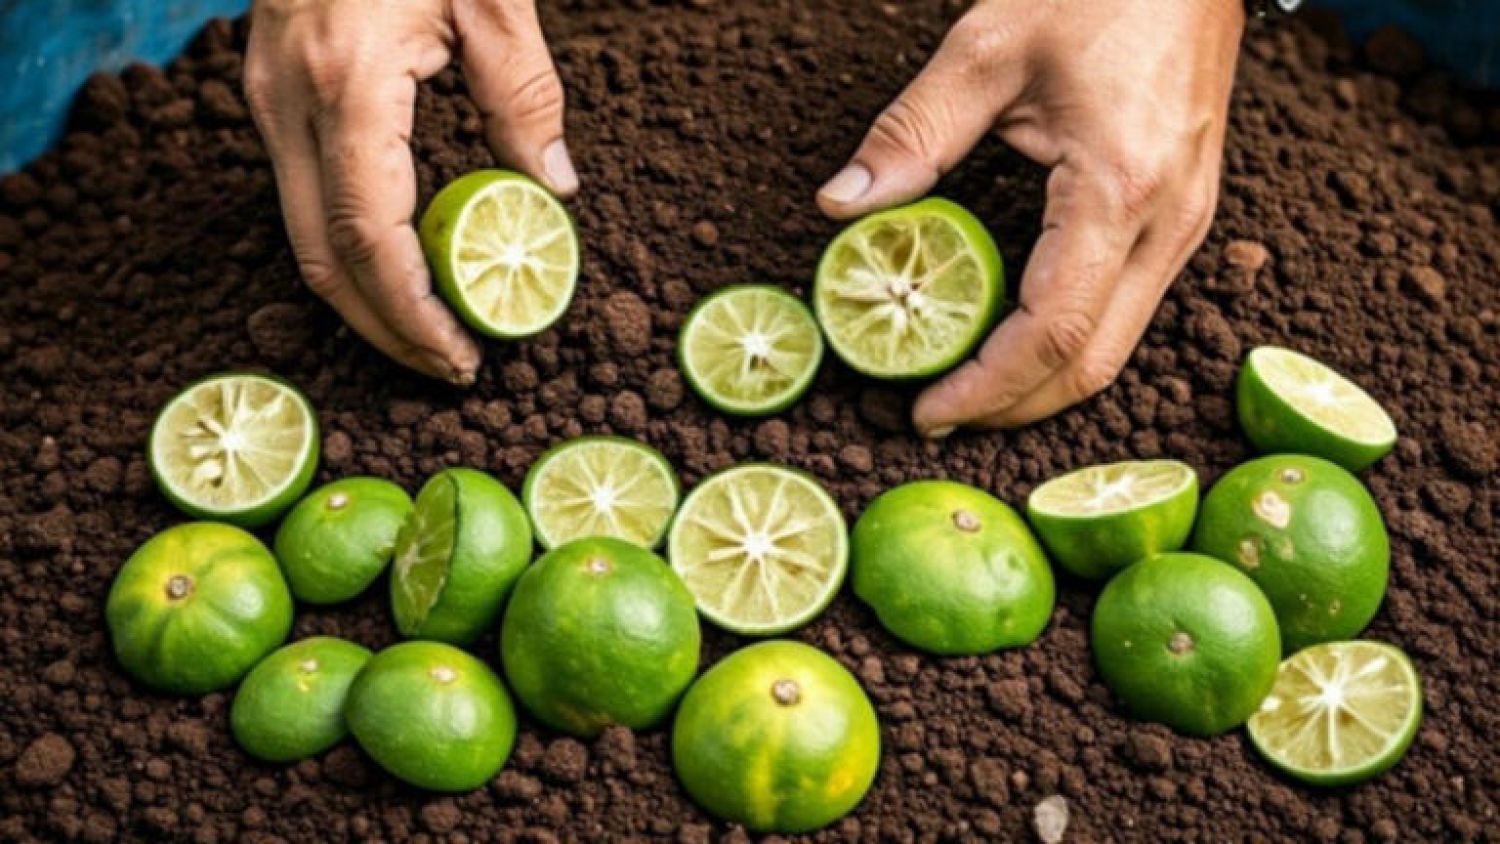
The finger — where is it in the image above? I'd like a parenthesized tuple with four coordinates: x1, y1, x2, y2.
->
(911, 163, 1140, 436)
(456, 0, 575, 196)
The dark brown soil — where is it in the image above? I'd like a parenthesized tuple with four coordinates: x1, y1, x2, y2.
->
(1, 2, 1497, 841)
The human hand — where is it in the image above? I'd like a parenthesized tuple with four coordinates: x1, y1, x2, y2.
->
(245, 0, 577, 384)
(818, 0, 1244, 434)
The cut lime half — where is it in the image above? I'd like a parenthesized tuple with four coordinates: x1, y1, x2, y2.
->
(668, 465, 848, 635)
(1248, 640, 1422, 786)
(1027, 459, 1199, 579)
(814, 197, 1003, 380)
(149, 372, 319, 527)
(419, 169, 580, 339)
(523, 436, 680, 550)
(678, 285, 824, 415)
(1238, 346, 1397, 471)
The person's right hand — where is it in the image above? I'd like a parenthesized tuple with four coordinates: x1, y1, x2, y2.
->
(245, 0, 577, 384)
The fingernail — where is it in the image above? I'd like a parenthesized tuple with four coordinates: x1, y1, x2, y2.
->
(924, 425, 955, 440)
(543, 139, 579, 196)
(819, 163, 872, 205)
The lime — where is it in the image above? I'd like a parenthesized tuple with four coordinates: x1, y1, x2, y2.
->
(1248, 640, 1422, 786)
(273, 477, 413, 604)
(667, 464, 848, 635)
(107, 522, 293, 694)
(418, 169, 579, 339)
(1026, 460, 1199, 580)
(851, 480, 1054, 654)
(523, 436, 679, 550)
(672, 640, 880, 833)
(1238, 346, 1397, 472)
(814, 197, 1003, 380)
(1191, 454, 1389, 653)
(1091, 553, 1281, 736)
(345, 641, 517, 791)
(391, 468, 533, 645)
(149, 372, 319, 527)
(500, 537, 700, 737)
(677, 285, 824, 415)
(230, 636, 372, 762)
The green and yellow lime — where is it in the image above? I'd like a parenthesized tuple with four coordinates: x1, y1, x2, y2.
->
(273, 477, 413, 604)
(500, 537, 701, 737)
(391, 467, 533, 645)
(149, 372, 319, 527)
(107, 522, 293, 694)
(230, 636, 372, 762)
(672, 640, 880, 833)
(852, 480, 1054, 654)
(523, 436, 679, 550)
(1237, 346, 1397, 472)
(678, 285, 824, 415)
(1091, 553, 1281, 736)
(1191, 454, 1389, 653)
(345, 641, 517, 792)
(1027, 459, 1199, 580)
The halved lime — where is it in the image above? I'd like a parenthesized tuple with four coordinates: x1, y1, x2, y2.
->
(418, 169, 580, 339)
(678, 285, 824, 415)
(814, 197, 1003, 380)
(667, 464, 847, 635)
(1027, 460, 1199, 580)
(523, 436, 679, 550)
(1248, 640, 1422, 786)
(1238, 346, 1397, 472)
(149, 372, 319, 527)
(390, 467, 533, 645)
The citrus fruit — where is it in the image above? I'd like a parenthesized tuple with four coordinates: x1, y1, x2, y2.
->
(672, 640, 880, 833)
(418, 169, 579, 338)
(273, 477, 413, 604)
(500, 537, 700, 737)
(230, 636, 372, 762)
(106, 522, 293, 694)
(1248, 640, 1422, 786)
(667, 464, 848, 635)
(148, 372, 319, 527)
(345, 641, 517, 792)
(814, 197, 1003, 380)
(1091, 552, 1281, 736)
(522, 436, 679, 550)
(1026, 459, 1199, 580)
(677, 285, 824, 415)
(851, 480, 1054, 654)
(1191, 454, 1389, 652)
(1237, 346, 1397, 472)
(390, 467, 533, 645)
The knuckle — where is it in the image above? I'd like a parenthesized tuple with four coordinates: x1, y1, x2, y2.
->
(1039, 310, 1096, 368)
(503, 69, 566, 125)
(299, 258, 346, 301)
(1069, 354, 1122, 401)
(325, 211, 384, 265)
(1109, 162, 1164, 222)
(869, 96, 942, 168)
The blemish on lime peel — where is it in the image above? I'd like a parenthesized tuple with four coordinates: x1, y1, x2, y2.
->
(1253, 490, 1291, 529)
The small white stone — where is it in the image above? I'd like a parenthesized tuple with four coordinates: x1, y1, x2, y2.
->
(1034, 794, 1069, 844)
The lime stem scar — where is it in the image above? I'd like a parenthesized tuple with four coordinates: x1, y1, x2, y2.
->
(771, 679, 801, 706)
(1168, 631, 1195, 655)
(430, 666, 457, 684)
(328, 492, 350, 510)
(586, 557, 612, 575)
(165, 574, 194, 600)
(952, 509, 981, 533)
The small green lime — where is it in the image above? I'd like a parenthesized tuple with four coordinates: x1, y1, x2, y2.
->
(230, 637, 372, 762)
(274, 477, 413, 604)
(677, 285, 824, 416)
(1237, 346, 1397, 472)
(522, 436, 679, 550)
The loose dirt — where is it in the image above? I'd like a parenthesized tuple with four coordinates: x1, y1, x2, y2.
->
(1, 2, 1497, 841)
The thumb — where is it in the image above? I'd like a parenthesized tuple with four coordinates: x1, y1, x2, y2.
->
(455, 0, 576, 196)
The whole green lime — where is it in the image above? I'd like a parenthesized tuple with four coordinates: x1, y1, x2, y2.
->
(852, 480, 1054, 654)
(107, 522, 293, 694)
(1191, 454, 1389, 652)
(230, 637, 372, 762)
(274, 477, 413, 604)
(1091, 553, 1281, 736)
(501, 537, 700, 737)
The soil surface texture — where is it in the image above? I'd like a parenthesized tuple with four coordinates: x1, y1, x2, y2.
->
(1, 2, 1497, 842)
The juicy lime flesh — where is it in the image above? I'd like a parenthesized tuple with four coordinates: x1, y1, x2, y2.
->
(1250, 641, 1421, 783)
(1030, 460, 1196, 517)
(817, 203, 996, 377)
(1250, 347, 1395, 445)
(152, 375, 314, 514)
(681, 286, 823, 413)
(669, 466, 847, 634)
(526, 438, 678, 549)
(392, 473, 458, 631)
(450, 178, 577, 335)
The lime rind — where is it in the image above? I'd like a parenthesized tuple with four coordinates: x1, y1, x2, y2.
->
(522, 436, 681, 550)
(1238, 346, 1397, 471)
(678, 285, 825, 416)
(391, 473, 459, 635)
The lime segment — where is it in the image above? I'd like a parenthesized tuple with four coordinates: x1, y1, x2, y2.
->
(393, 472, 458, 627)
(149, 373, 319, 527)
(524, 436, 679, 550)
(814, 197, 1002, 379)
(678, 285, 824, 415)
(1027, 459, 1199, 579)
(668, 465, 848, 635)
(1248, 641, 1422, 786)
(1238, 346, 1397, 471)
